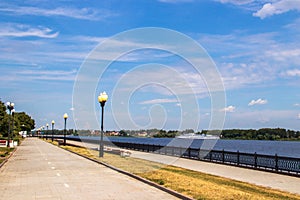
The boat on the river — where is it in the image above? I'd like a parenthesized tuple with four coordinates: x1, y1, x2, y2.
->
(176, 133, 220, 139)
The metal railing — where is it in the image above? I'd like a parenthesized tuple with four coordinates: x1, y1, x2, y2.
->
(111, 141, 300, 175)
(46, 136, 300, 176)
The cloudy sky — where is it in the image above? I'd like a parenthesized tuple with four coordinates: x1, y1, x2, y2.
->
(1, 0, 300, 131)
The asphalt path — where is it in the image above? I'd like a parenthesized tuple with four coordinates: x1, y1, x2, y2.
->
(0, 138, 179, 200)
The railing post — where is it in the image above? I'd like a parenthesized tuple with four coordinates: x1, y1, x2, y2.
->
(254, 152, 257, 168)
(237, 150, 240, 166)
(222, 149, 225, 163)
(209, 152, 212, 161)
(275, 153, 278, 172)
(188, 148, 191, 158)
(172, 147, 175, 156)
(142, 144, 145, 152)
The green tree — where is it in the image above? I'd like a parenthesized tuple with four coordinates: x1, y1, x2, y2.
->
(0, 101, 8, 137)
(14, 112, 35, 133)
(0, 100, 35, 138)
(119, 130, 129, 137)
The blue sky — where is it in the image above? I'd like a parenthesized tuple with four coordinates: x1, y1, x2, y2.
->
(1, 0, 300, 131)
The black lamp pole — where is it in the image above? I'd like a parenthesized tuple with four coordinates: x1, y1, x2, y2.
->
(51, 120, 55, 142)
(98, 92, 108, 157)
(100, 102, 105, 157)
(46, 124, 49, 140)
(12, 111, 15, 142)
(7, 111, 10, 147)
(63, 113, 68, 145)
(6, 102, 14, 147)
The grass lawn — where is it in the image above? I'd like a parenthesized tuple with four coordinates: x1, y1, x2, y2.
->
(0, 147, 14, 164)
(48, 140, 300, 200)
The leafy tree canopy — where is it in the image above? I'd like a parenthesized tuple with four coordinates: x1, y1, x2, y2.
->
(0, 100, 35, 137)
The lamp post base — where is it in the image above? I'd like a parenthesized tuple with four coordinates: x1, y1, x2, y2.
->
(99, 146, 104, 157)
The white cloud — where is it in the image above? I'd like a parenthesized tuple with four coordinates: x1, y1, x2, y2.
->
(16, 69, 77, 81)
(218, 0, 254, 5)
(198, 29, 300, 92)
(221, 105, 235, 112)
(294, 103, 300, 106)
(221, 109, 299, 129)
(72, 36, 107, 43)
(215, 0, 275, 12)
(266, 49, 300, 62)
(298, 113, 300, 119)
(139, 98, 178, 105)
(114, 66, 209, 97)
(87, 38, 176, 62)
(254, 0, 300, 19)
(0, 33, 96, 67)
(248, 98, 268, 106)
(0, 23, 58, 38)
(284, 17, 300, 32)
(0, 6, 114, 21)
(285, 69, 300, 77)
(217, 0, 300, 19)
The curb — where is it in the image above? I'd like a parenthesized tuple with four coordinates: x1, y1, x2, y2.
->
(55, 141, 194, 200)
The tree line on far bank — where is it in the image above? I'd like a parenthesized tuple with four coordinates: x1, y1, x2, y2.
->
(70, 128, 300, 141)
(217, 128, 300, 140)
(0, 100, 35, 138)
(73, 128, 298, 141)
(150, 128, 300, 140)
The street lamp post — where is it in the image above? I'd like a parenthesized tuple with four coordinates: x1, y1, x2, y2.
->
(11, 109, 15, 146)
(46, 123, 49, 140)
(63, 113, 68, 145)
(6, 102, 14, 147)
(51, 120, 55, 142)
(98, 92, 108, 157)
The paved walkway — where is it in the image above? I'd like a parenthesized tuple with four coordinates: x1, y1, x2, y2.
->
(0, 138, 179, 200)
(71, 140, 300, 195)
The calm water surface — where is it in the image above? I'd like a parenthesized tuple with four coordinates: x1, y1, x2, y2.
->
(71, 136, 300, 158)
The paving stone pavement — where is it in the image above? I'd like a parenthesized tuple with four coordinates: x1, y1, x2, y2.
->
(0, 138, 179, 200)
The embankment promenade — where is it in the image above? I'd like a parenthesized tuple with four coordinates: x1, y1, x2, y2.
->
(0, 138, 179, 200)
(68, 140, 300, 195)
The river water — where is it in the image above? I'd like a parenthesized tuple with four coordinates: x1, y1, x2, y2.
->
(70, 136, 300, 158)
